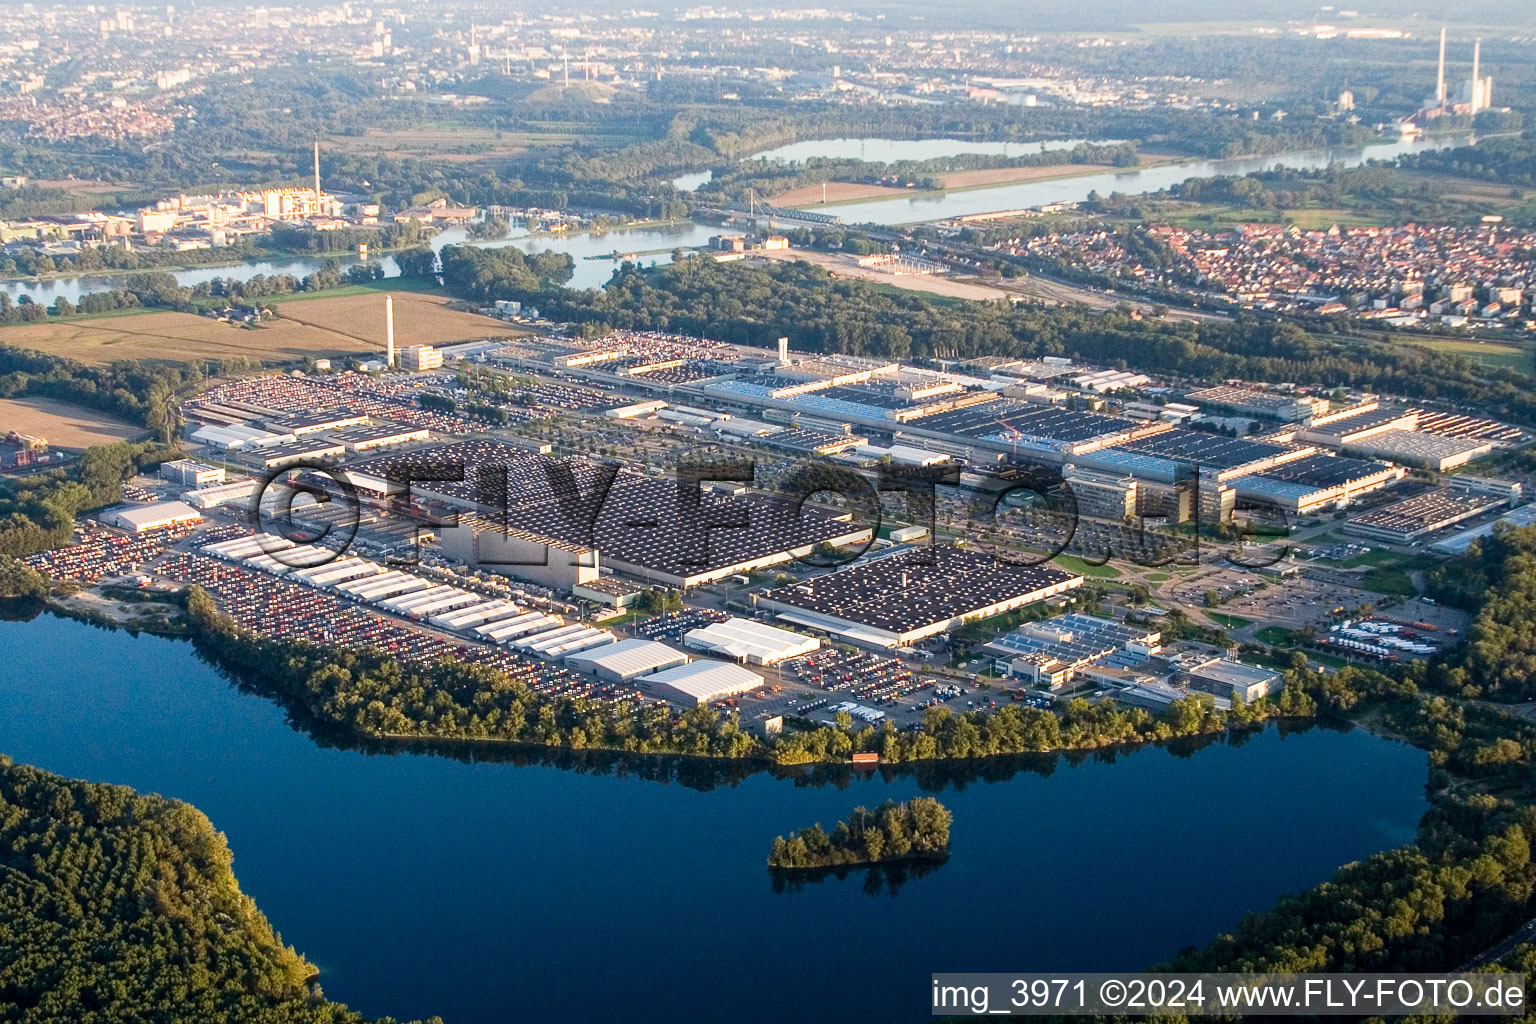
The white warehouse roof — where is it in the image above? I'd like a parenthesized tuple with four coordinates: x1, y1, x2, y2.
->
(105, 500, 202, 532)
(643, 660, 764, 706)
(565, 637, 690, 680)
(683, 618, 820, 665)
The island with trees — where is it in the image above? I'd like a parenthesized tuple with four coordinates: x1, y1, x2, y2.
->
(767, 797, 952, 870)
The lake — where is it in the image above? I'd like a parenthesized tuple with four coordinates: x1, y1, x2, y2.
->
(0, 611, 1428, 1024)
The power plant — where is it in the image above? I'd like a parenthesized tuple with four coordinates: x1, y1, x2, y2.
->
(1419, 30, 1493, 119)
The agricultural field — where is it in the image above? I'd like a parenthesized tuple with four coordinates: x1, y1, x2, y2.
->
(266, 290, 534, 349)
(935, 163, 1112, 190)
(0, 290, 529, 368)
(0, 396, 148, 449)
(0, 310, 379, 367)
(773, 181, 911, 206)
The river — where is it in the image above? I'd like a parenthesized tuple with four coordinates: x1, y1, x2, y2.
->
(0, 611, 1428, 1024)
(811, 134, 1472, 225)
(0, 133, 1470, 302)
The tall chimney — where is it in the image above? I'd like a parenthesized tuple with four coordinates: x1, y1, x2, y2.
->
(385, 296, 395, 367)
(313, 140, 322, 212)
(1436, 27, 1446, 103)
(777, 336, 788, 365)
(1471, 38, 1482, 113)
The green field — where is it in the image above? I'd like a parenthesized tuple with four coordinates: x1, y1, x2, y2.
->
(1208, 612, 1253, 629)
(1256, 625, 1296, 646)
(1053, 554, 1122, 578)
(1401, 336, 1536, 374)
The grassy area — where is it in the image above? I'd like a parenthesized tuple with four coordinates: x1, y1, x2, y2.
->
(255, 277, 446, 306)
(1053, 554, 1122, 578)
(1255, 625, 1297, 646)
(1358, 568, 1418, 597)
(1208, 612, 1253, 629)
(1144, 573, 1171, 583)
(1400, 336, 1536, 374)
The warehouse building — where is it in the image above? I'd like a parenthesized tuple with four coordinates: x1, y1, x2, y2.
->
(1296, 407, 1420, 448)
(1184, 385, 1328, 423)
(1228, 454, 1403, 515)
(182, 479, 259, 509)
(641, 660, 765, 706)
(1344, 489, 1506, 544)
(272, 409, 372, 436)
(754, 546, 1083, 648)
(683, 618, 821, 665)
(251, 440, 347, 470)
(1342, 429, 1496, 472)
(160, 458, 225, 488)
(326, 423, 431, 453)
(565, 637, 691, 683)
(103, 500, 203, 533)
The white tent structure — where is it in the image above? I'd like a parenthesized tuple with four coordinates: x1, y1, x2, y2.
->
(683, 618, 819, 665)
(642, 661, 764, 706)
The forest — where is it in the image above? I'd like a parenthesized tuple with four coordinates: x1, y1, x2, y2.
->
(0, 756, 426, 1023)
(767, 797, 952, 869)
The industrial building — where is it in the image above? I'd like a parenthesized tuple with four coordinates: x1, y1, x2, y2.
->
(1062, 466, 1137, 520)
(400, 345, 443, 372)
(103, 500, 203, 533)
(356, 441, 870, 591)
(1344, 489, 1506, 544)
(160, 458, 225, 487)
(182, 479, 259, 509)
(754, 546, 1083, 648)
(1184, 386, 1328, 423)
(564, 637, 690, 682)
(1342, 429, 1496, 472)
(683, 617, 821, 665)
(326, 424, 431, 453)
(983, 613, 1162, 688)
(189, 423, 296, 450)
(1184, 658, 1282, 703)
(640, 660, 765, 706)
(1227, 454, 1403, 515)
(274, 410, 372, 436)
(251, 439, 348, 470)
(1296, 406, 1420, 448)
(1430, 502, 1536, 555)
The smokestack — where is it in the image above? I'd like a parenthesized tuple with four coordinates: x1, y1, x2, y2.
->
(313, 140, 321, 212)
(1436, 27, 1446, 103)
(777, 336, 788, 365)
(385, 296, 395, 367)
(1471, 38, 1482, 113)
